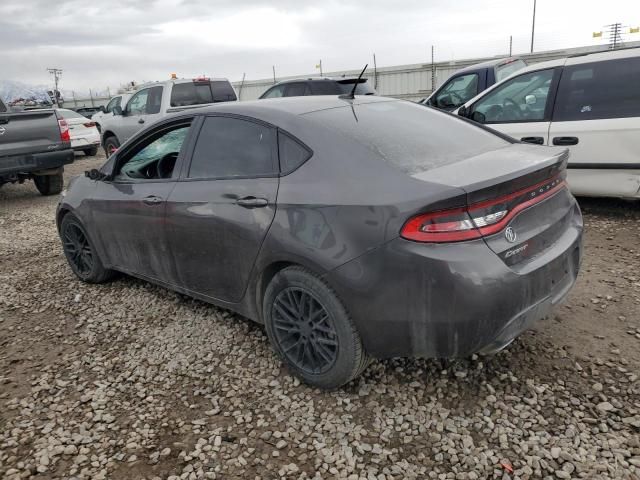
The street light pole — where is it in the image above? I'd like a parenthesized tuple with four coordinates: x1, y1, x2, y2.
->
(530, 0, 537, 53)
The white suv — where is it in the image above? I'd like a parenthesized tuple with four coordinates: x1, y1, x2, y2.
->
(457, 47, 640, 199)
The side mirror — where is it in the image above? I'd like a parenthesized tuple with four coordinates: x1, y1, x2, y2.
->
(525, 94, 537, 105)
(457, 105, 468, 117)
(112, 105, 123, 116)
(471, 111, 486, 124)
(85, 168, 108, 181)
(99, 105, 106, 113)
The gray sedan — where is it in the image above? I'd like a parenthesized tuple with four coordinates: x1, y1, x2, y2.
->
(57, 96, 583, 389)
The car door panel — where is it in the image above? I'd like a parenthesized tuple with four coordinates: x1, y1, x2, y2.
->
(165, 178, 278, 302)
(549, 118, 640, 197)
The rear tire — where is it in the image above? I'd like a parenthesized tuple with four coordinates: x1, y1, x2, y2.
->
(60, 214, 115, 283)
(84, 146, 98, 156)
(263, 266, 369, 389)
(34, 172, 63, 196)
(104, 136, 120, 157)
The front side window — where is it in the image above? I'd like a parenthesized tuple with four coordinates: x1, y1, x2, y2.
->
(105, 96, 121, 113)
(434, 73, 479, 109)
(127, 89, 149, 115)
(553, 57, 640, 121)
(188, 116, 276, 179)
(262, 85, 285, 98)
(116, 123, 191, 181)
(471, 68, 554, 123)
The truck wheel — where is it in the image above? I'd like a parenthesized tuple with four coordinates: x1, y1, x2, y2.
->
(104, 136, 120, 157)
(34, 172, 64, 196)
(263, 266, 370, 389)
(84, 146, 98, 156)
(60, 213, 115, 283)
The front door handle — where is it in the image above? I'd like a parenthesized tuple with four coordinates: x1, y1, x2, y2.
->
(236, 196, 268, 208)
(142, 195, 163, 206)
(138, 118, 145, 124)
(552, 136, 579, 146)
(521, 136, 544, 145)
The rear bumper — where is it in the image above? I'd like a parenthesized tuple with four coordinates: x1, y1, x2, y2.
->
(326, 202, 583, 359)
(0, 149, 74, 177)
(71, 132, 100, 150)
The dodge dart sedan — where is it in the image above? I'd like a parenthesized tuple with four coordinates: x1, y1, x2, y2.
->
(57, 96, 583, 389)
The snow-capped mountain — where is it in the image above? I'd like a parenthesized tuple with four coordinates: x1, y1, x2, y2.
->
(0, 80, 54, 105)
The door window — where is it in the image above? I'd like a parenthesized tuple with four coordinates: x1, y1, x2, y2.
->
(115, 123, 191, 181)
(188, 116, 277, 179)
(284, 83, 310, 97)
(434, 73, 478, 109)
(553, 57, 640, 121)
(471, 69, 554, 123)
(127, 89, 149, 115)
(105, 96, 121, 113)
(279, 132, 312, 173)
(262, 85, 285, 98)
(146, 86, 163, 114)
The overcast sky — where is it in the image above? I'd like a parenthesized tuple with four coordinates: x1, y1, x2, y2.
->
(0, 0, 637, 92)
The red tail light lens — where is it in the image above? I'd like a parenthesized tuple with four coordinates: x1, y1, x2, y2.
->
(83, 121, 96, 128)
(58, 119, 70, 143)
(401, 174, 566, 243)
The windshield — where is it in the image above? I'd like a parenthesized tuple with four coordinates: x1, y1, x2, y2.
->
(495, 59, 527, 82)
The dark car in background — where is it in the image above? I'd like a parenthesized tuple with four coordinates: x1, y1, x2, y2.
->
(421, 57, 526, 111)
(1, 97, 74, 195)
(260, 77, 375, 99)
(57, 96, 582, 389)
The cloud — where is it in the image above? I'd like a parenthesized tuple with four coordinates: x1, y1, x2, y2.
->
(0, 0, 636, 92)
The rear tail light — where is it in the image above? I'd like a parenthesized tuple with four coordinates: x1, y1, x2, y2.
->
(83, 121, 96, 128)
(58, 119, 70, 143)
(401, 174, 566, 243)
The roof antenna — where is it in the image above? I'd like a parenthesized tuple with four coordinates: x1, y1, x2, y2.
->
(339, 64, 368, 100)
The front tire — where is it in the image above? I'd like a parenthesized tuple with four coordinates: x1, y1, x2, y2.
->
(34, 172, 63, 196)
(263, 266, 369, 389)
(60, 214, 115, 283)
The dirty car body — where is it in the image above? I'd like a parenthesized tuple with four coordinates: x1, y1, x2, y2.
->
(57, 96, 583, 363)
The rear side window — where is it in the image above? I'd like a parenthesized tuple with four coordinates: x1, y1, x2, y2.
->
(284, 83, 310, 97)
(189, 116, 277, 178)
(278, 132, 312, 173)
(495, 59, 527, 82)
(308, 101, 508, 174)
(146, 86, 163, 114)
(553, 57, 640, 121)
(309, 82, 340, 95)
(170, 81, 236, 107)
(335, 80, 375, 95)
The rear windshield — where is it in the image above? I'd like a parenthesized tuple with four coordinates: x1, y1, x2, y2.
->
(496, 59, 527, 82)
(0, 99, 6, 112)
(170, 81, 237, 107)
(336, 79, 375, 95)
(306, 101, 508, 174)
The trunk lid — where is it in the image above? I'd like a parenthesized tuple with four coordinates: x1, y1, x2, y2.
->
(0, 108, 65, 158)
(412, 144, 572, 265)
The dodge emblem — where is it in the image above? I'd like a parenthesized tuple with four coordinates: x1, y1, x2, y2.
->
(505, 227, 517, 243)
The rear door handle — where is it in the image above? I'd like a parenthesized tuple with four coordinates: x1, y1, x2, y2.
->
(142, 195, 163, 205)
(138, 118, 145, 124)
(552, 136, 579, 146)
(236, 196, 268, 208)
(521, 136, 544, 145)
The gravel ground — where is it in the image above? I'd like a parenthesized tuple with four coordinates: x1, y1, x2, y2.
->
(1, 153, 639, 480)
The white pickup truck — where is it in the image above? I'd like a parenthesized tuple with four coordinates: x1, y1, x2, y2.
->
(100, 77, 237, 156)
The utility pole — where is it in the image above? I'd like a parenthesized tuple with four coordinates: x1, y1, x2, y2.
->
(430, 45, 436, 92)
(509, 35, 513, 56)
(530, 0, 537, 53)
(272, 66, 276, 85)
(46, 68, 62, 107)
(238, 73, 246, 100)
(373, 53, 378, 90)
(317, 59, 323, 76)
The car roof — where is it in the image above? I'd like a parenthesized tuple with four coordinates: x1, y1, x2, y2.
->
(456, 56, 523, 74)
